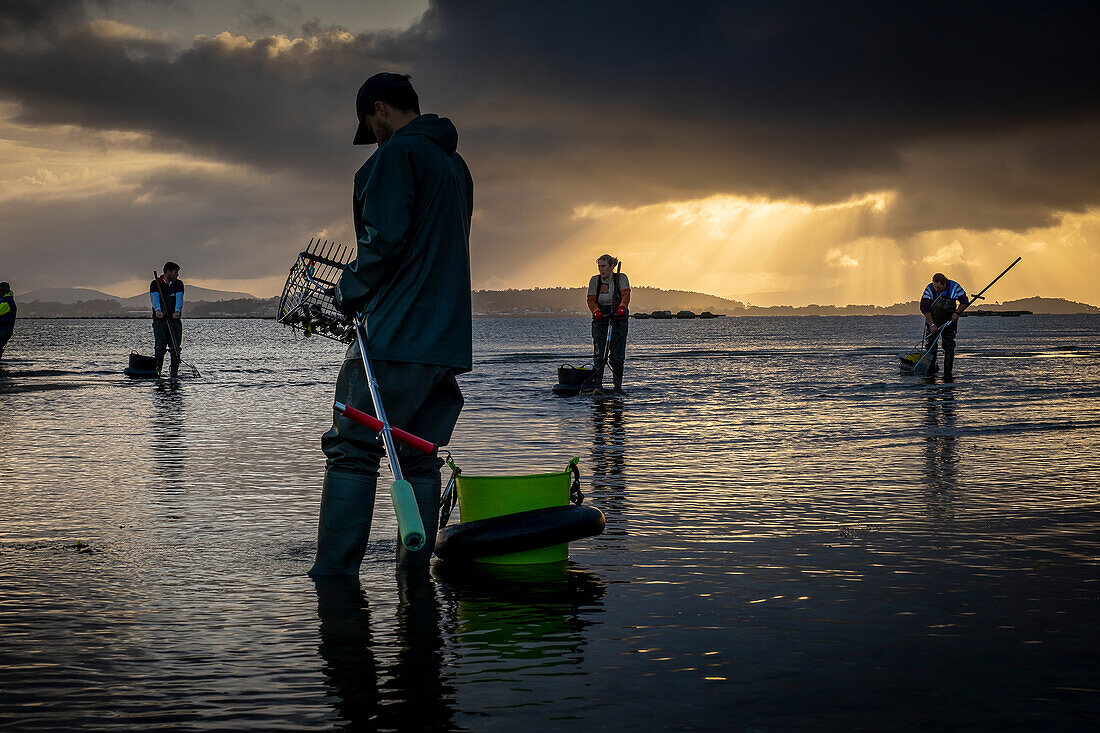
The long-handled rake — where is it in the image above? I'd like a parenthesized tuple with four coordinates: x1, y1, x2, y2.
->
(900, 257, 1021, 376)
(349, 312, 427, 552)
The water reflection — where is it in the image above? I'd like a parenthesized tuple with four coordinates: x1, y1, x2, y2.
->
(0, 391, 13, 480)
(435, 563, 604, 676)
(314, 572, 456, 731)
(923, 385, 959, 522)
(151, 382, 186, 479)
(590, 398, 627, 531)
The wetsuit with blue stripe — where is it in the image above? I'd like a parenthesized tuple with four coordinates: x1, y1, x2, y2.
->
(919, 280, 969, 375)
(150, 276, 184, 377)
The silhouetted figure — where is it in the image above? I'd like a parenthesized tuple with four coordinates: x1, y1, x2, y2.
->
(311, 73, 473, 575)
(0, 282, 16, 364)
(920, 273, 969, 378)
(150, 263, 185, 379)
(586, 255, 630, 392)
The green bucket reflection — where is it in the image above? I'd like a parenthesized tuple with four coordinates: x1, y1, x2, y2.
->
(436, 563, 606, 664)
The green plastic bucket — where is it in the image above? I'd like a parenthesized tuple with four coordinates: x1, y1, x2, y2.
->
(455, 459, 577, 565)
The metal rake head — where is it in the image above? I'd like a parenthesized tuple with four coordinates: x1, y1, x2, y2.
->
(277, 238, 356, 343)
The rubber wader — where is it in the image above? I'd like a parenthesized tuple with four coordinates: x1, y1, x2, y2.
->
(309, 469, 378, 576)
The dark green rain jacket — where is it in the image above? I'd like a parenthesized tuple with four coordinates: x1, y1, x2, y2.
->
(335, 114, 473, 372)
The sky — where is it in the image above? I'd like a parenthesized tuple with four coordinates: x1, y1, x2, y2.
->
(0, 0, 1097, 305)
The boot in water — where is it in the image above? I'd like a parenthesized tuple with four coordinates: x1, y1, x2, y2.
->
(612, 363, 624, 394)
(309, 469, 376, 576)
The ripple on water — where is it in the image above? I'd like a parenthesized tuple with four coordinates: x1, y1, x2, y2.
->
(1, 316, 1099, 729)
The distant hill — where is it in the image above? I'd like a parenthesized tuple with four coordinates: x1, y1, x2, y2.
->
(15, 284, 264, 318)
(473, 289, 1100, 316)
(970, 297, 1099, 314)
(13, 284, 1099, 318)
(118, 285, 257, 309)
(17, 285, 257, 306)
(16, 287, 123, 304)
(474, 287, 745, 315)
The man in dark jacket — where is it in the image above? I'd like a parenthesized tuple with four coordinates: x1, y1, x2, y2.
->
(309, 73, 473, 576)
(920, 273, 969, 378)
(150, 263, 185, 379)
(0, 282, 16, 363)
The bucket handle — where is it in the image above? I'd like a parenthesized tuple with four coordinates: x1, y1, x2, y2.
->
(438, 456, 582, 528)
(439, 453, 460, 529)
(569, 456, 583, 505)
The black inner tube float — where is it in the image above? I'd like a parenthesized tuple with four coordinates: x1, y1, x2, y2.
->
(435, 504, 605, 562)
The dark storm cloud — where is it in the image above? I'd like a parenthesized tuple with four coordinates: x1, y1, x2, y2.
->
(414, 0, 1100, 222)
(0, 0, 1098, 287)
(0, 164, 347, 289)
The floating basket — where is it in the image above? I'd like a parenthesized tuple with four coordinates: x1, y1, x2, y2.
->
(277, 238, 356, 343)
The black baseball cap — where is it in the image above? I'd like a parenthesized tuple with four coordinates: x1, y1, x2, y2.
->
(353, 72, 419, 145)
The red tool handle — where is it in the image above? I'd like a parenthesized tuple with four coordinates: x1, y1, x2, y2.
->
(334, 401, 437, 455)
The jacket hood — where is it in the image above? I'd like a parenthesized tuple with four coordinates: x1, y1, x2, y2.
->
(390, 114, 458, 155)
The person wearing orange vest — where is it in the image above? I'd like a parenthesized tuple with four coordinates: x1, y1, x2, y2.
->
(586, 254, 630, 393)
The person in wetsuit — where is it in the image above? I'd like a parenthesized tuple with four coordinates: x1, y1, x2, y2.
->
(150, 263, 185, 379)
(586, 255, 630, 393)
(920, 272, 969, 378)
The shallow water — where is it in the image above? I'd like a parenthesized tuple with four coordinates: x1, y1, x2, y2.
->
(1, 315, 1099, 730)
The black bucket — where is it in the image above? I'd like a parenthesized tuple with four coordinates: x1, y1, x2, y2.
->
(125, 351, 159, 378)
(553, 364, 595, 396)
(128, 352, 157, 371)
(557, 365, 593, 387)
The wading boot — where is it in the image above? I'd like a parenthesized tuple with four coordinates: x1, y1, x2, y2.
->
(612, 365, 624, 394)
(397, 475, 440, 569)
(943, 353, 954, 379)
(308, 469, 377, 576)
